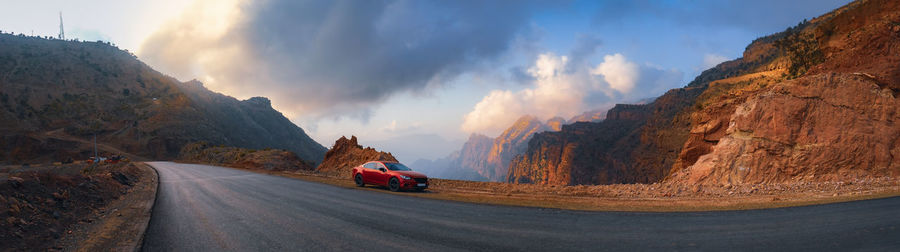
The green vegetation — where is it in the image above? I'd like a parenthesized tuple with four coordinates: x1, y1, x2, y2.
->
(774, 30, 824, 79)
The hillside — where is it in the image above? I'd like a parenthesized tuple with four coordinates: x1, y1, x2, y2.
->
(0, 34, 325, 164)
(179, 142, 314, 171)
(509, 0, 900, 185)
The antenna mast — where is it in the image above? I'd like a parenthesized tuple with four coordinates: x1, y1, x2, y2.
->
(58, 12, 65, 40)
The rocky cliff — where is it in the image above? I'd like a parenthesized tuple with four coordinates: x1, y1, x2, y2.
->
(667, 0, 900, 185)
(315, 136, 397, 176)
(422, 116, 562, 181)
(569, 109, 607, 123)
(668, 73, 900, 184)
(509, 0, 900, 185)
(481, 116, 553, 181)
(0, 34, 326, 164)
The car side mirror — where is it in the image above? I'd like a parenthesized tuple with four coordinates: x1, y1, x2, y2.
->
(379, 168, 387, 172)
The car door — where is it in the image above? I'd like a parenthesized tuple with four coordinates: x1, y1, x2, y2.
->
(374, 162, 390, 185)
(362, 162, 377, 184)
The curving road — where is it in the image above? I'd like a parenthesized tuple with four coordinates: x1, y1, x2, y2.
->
(142, 162, 900, 251)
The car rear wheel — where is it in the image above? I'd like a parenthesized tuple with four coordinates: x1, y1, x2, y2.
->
(355, 174, 364, 187)
(389, 177, 400, 192)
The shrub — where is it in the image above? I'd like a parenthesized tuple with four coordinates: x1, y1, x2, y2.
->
(774, 31, 824, 79)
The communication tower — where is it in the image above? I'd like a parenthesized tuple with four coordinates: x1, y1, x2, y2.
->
(58, 12, 65, 40)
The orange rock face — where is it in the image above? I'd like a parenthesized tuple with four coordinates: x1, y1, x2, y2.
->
(437, 116, 557, 182)
(668, 73, 900, 184)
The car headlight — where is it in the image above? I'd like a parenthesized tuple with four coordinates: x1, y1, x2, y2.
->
(400, 175, 411, 180)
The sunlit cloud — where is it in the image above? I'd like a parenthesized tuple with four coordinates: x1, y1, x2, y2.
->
(461, 52, 682, 136)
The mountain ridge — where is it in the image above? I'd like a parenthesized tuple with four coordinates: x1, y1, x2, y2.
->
(0, 33, 326, 164)
(508, 0, 900, 186)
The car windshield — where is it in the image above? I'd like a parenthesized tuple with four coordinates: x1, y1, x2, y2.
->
(384, 163, 412, 171)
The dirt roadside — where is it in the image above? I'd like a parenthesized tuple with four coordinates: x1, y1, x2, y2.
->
(52, 162, 158, 251)
(238, 167, 900, 212)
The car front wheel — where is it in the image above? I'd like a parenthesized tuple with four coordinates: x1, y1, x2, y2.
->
(355, 174, 365, 187)
(388, 177, 401, 192)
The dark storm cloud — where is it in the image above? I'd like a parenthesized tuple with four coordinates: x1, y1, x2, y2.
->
(141, 0, 551, 120)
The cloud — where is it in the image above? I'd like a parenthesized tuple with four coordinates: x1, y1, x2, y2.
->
(592, 54, 638, 93)
(702, 53, 729, 70)
(139, 0, 549, 121)
(461, 52, 682, 135)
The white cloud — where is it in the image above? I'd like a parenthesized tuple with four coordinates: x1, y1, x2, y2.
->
(702, 53, 729, 70)
(592, 53, 639, 93)
(462, 52, 682, 136)
(383, 120, 398, 132)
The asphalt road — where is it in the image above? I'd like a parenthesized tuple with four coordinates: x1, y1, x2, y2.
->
(142, 162, 900, 251)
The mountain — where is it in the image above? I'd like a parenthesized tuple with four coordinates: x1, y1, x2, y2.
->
(363, 133, 463, 163)
(0, 33, 326, 164)
(508, 0, 900, 185)
(569, 109, 607, 123)
(316, 136, 397, 176)
(420, 115, 561, 181)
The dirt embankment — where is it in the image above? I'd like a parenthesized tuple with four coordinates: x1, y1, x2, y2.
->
(178, 142, 313, 171)
(0, 162, 157, 251)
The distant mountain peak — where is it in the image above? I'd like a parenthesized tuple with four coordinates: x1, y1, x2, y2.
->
(546, 117, 566, 131)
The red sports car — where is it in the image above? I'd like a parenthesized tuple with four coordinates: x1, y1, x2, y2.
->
(352, 161, 428, 192)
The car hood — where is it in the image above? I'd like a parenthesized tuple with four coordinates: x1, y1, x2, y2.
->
(392, 171, 427, 178)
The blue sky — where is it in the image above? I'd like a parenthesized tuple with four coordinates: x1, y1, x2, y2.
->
(0, 0, 851, 162)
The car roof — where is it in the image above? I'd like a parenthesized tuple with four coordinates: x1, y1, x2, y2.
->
(370, 161, 398, 164)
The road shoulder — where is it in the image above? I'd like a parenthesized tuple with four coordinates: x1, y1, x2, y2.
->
(57, 162, 159, 251)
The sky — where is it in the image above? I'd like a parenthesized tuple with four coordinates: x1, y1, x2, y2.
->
(0, 0, 851, 163)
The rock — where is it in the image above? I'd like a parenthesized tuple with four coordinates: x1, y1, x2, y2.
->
(315, 136, 398, 175)
(8, 177, 24, 188)
(8, 203, 20, 216)
(52, 191, 67, 200)
(111, 172, 134, 186)
(669, 73, 900, 185)
(48, 228, 60, 239)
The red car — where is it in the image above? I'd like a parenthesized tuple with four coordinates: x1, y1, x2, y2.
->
(353, 161, 428, 192)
